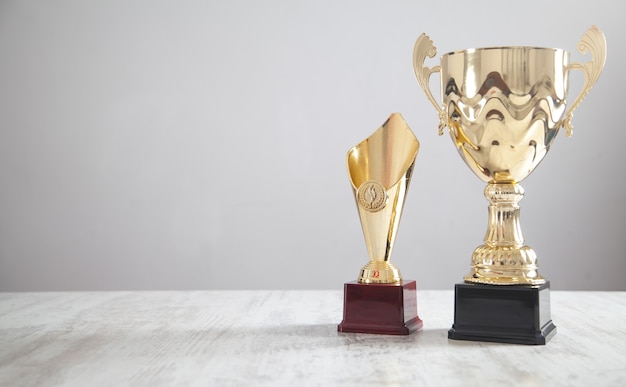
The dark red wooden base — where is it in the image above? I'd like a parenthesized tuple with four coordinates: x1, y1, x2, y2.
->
(337, 280, 422, 335)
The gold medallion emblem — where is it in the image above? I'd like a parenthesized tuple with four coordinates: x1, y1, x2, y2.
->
(357, 181, 387, 212)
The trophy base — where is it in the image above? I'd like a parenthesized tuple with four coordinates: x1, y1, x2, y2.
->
(448, 282, 556, 345)
(338, 280, 422, 335)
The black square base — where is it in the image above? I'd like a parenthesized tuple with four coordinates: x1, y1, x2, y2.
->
(448, 282, 556, 345)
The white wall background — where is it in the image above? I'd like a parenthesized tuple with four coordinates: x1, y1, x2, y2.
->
(0, 0, 624, 291)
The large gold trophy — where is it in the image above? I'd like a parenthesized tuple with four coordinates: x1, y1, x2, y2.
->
(338, 113, 423, 335)
(413, 26, 606, 344)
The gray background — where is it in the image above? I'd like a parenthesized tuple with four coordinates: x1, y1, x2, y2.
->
(0, 0, 624, 291)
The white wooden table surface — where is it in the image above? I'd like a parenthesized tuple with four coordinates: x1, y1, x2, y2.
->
(1, 290, 625, 386)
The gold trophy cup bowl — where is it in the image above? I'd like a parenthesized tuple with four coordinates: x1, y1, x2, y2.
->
(414, 26, 606, 285)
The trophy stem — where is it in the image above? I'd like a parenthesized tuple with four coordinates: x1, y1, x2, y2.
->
(464, 183, 546, 285)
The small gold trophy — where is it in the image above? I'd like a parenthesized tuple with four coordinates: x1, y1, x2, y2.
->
(338, 113, 423, 335)
(414, 26, 606, 344)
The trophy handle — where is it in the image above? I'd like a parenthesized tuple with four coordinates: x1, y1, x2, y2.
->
(413, 34, 447, 135)
(563, 26, 607, 137)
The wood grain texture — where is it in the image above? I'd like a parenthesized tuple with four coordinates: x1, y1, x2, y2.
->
(0, 290, 625, 386)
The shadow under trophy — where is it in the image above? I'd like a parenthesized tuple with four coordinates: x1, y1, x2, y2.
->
(413, 26, 606, 344)
(338, 113, 423, 335)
